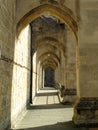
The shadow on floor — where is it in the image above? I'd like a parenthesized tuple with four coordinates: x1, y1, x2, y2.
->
(29, 104, 72, 109)
(13, 121, 89, 130)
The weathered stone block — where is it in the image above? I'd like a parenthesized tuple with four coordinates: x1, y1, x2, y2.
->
(73, 97, 98, 126)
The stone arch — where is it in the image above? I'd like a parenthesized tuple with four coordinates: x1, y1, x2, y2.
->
(35, 37, 65, 57)
(16, 0, 80, 102)
(38, 51, 60, 65)
(43, 65, 56, 70)
(41, 58, 58, 68)
(16, 3, 79, 94)
(16, 3, 78, 41)
(42, 63, 57, 70)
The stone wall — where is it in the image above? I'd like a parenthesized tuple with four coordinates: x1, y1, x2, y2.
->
(66, 30, 76, 91)
(16, 0, 77, 24)
(73, 0, 98, 125)
(0, 1, 31, 129)
(78, 0, 98, 97)
(0, 0, 15, 129)
(11, 26, 31, 127)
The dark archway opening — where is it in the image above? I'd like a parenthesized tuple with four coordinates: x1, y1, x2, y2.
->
(44, 67, 55, 87)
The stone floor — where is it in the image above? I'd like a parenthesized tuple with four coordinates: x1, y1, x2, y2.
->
(12, 88, 98, 130)
(33, 88, 59, 105)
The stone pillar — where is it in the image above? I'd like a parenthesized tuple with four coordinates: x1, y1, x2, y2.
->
(55, 68, 58, 83)
(60, 52, 66, 86)
(32, 52, 37, 99)
(38, 64, 43, 90)
(62, 29, 77, 104)
(73, 0, 98, 126)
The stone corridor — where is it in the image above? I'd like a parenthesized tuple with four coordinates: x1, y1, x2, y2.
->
(12, 89, 96, 130)
(12, 89, 78, 130)
(1, 0, 98, 130)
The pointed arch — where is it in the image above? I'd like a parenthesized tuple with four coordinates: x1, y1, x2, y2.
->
(38, 51, 60, 64)
(35, 37, 65, 57)
(17, 3, 78, 41)
(41, 58, 58, 68)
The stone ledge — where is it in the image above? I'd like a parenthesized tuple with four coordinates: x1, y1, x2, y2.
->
(76, 97, 98, 110)
(62, 89, 76, 96)
(73, 97, 98, 126)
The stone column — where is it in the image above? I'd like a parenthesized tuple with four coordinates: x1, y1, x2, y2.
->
(32, 52, 37, 99)
(73, 0, 98, 126)
(62, 30, 77, 104)
(60, 52, 66, 86)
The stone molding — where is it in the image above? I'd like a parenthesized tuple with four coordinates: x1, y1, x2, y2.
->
(76, 97, 98, 110)
(0, 55, 13, 63)
(73, 97, 98, 126)
(63, 88, 76, 96)
(0, 55, 30, 71)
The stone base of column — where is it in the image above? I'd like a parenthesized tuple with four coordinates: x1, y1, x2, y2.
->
(59, 89, 76, 105)
(73, 97, 98, 126)
(62, 95, 76, 105)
